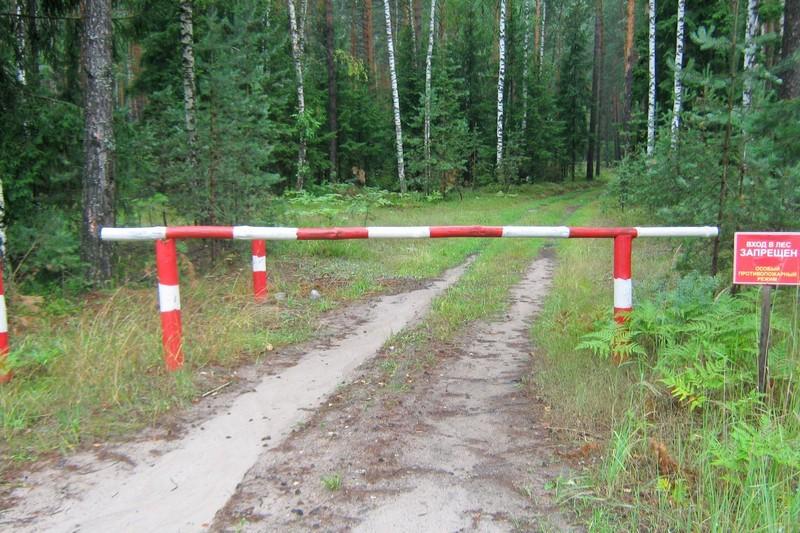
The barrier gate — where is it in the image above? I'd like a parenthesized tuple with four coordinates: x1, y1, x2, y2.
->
(0, 224, 718, 382)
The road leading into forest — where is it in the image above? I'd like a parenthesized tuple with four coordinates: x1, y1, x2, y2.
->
(2, 261, 473, 532)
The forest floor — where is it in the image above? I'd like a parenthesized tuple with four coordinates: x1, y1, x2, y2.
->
(1, 245, 580, 532)
(0, 188, 600, 532)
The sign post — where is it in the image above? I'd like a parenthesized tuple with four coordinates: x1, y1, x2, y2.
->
(733, 232, 800, 394)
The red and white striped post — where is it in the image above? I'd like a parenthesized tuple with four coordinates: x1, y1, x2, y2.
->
(613, 234, 633, 324)
(0, 260, 10, 384)
(155, 239, 183, 371)
(251, 240, 268, 302)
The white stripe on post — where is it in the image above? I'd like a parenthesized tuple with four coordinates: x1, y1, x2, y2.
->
(0, 295, 7, 334)
(367, 226, 432, 239)
(101, 227, 168, 241)
(635, 226, 718, 238)
(252, 255, 267, 272)
(232, 226, 299, 240)
(158, 283, 181, 313)
(502, 226, 571, 238)
(613, 278, 633, 309)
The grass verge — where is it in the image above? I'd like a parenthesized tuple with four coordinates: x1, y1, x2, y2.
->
(531, 201, 800, 531)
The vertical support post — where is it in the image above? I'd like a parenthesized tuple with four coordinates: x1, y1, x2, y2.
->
(613, 234, 634, 323)
(0, 258, 11, 384)
(251, 240, 268, 302)
(156, 239, 184, 371)
(758, 284, 772, 395)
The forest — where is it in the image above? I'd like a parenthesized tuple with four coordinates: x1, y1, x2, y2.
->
(1, 0, 800, 530)
(1, 0, 796, 286)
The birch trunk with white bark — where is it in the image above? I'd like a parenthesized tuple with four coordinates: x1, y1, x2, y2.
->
(496, 0, 507, 168)
(522, 0, 532, 132)
(670, 0, 686, 148)
(424, 0, 436, 190)
(539, 0, 546, 76)
(742, 0, 759, 110)
(179, 1, 198, 168)
(646, 0, 657, 156)
(288, 0, 308, 189)
(383, 0, 407, 192)
(14, 0, 26, 84)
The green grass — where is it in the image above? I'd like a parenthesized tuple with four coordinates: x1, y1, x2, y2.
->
(321, 472, 342, 491)
(531, 201, 800, 531)
(0, 182, 597, 474)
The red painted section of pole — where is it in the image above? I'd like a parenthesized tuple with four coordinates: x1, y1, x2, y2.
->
(0, 261, 10, 384)
(252, 240, 268, 302)
(296, 227, 369, 240)
(166, 226, 235, 240)
(156, 239, 184, 371)
(569, 227, 637, 238)
(429, 226, 504, 238)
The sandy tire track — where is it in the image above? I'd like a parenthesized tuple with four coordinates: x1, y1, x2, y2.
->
(0, 261, 473, 532)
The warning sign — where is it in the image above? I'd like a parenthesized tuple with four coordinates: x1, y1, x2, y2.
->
(733, 232, 800, 285)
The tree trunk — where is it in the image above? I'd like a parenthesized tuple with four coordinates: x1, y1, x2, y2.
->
(781, 0, 799, 99)
(180, 1, 198, 169)
(622, 0, 635, 135)
(81, 0, 115, 283)
(424, 0, 437, 190)
(325, 0, 339, 181)
(670, 0, 686, 148)
(14, 0, 26, 84)
(406, 0, 418, 66)
(288, 0, 308, 190)
(742, 0, 759, 109)
(534, 0, 541, 65)
(383, 0, 407, 192)
(586, 0, 602, 181)
(24, 0, 37, 87)
(496, 0, 508, 169)
(646, 0, 657, 156)
(364, 0, 376, 84)
(522, 0, 532, 132)
(595, 0, 604, 177)
(539, 0, 546, 76)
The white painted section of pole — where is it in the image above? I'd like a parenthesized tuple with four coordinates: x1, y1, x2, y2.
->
(0, 295, 7, 333)
(613, 278, 633, 308)
(233, 227, 299, 240)
(252, 255, 267, 272)
(635, 226, 718, 237)
(158, 284, 181, 313)
(101, 227, 168, 241)
(502, 226, 570, 238)
(367, 227, 431, 239)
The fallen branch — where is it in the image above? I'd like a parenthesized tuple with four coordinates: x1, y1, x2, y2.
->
(201, 381, 232, 398)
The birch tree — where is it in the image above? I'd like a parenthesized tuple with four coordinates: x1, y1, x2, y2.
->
(670, 0, 686, 148)
(179, 1, 198, 168)
(383, 0, 407, 192)
(742, 0, 759, 110)
(522, 0, 532, 132)
(288, 0, 308, 189)
(496, 0, 508, 168)
(646, 0, 657, 156)
(82, 0, 116, 282)
(538, 0, 546, 75)
(424, 0, 437, 188)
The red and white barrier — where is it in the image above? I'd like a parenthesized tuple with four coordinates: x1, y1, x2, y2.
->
(90, 224, 719, 374)
(0, 262, 10, 384)
(251, 240, 268, 301)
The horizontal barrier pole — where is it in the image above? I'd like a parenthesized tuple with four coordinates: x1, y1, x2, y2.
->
(101, 225, 719, 241)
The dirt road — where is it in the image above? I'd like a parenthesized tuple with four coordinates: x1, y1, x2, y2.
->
(212, 250, 574, 531)
(2, 250, 575, 532)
